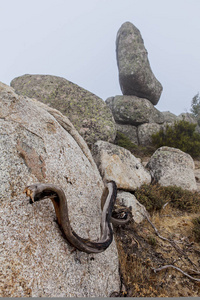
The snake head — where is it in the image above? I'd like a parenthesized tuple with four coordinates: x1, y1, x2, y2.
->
(23, 183, 58, 204)
(23, 184, 39, 204)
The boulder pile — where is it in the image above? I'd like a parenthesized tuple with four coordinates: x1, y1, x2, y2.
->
(106, 21, 164, 146)
(106, 22, 198, 146)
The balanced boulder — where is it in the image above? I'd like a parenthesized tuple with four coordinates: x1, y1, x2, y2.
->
(116, 22, 163, 105)
(10, 74, 116, 145)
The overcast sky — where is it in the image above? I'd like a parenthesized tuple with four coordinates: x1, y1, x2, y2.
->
(0, 0, 199, 115)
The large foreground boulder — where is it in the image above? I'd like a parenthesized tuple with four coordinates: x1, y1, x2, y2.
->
(10, 74, 116, 145)
(116, 22, 163, 105)
(106, 96, 164, 126)
(0, 82, 120, 297)
(147, 146, 197, 191)
(92, 141, 151, 191)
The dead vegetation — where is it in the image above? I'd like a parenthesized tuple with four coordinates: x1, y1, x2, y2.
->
(113, 185, 200, 297)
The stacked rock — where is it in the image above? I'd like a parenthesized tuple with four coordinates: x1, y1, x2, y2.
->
(106, 22, 164, 146)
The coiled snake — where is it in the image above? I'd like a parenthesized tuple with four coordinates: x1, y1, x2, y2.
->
(24, 181, 131, 253)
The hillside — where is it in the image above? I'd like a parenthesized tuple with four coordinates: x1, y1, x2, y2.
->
(112, 156, 200, 297)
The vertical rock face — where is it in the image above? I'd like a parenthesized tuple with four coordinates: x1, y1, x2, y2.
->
(0, 82, 120, 297)
(116, 22, 163, 105)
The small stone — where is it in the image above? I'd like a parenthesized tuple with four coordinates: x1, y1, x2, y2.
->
(117, 191, 148, 223)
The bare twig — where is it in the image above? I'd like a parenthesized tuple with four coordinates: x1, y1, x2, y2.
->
(186, 269, 200, 275)
(143, 213, 199, 270)
(162, 202, 169, 209)
(143, 213, 176, 243)
(152, 265, 200, 282)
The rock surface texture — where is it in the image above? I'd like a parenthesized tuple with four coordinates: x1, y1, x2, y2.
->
(147, 146, 197, 191)
(92, 141, 151, 191)
(116, 22, 163, 105)
(162, 111, 178, 124)
(116, 123, 138, 145)
(117, 191, 148, 223)
(0, 82, 120, 297)
(137, 123, 162, 145)
(106, 95, 164, 145)
(106, 95, 164, 126)
(10, 74, 116, 145)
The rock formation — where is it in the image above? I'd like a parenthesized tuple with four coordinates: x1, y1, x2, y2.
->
(137, 123, 162, 145)
(106, 96, 164, 125)
(0, 82, 120, 297)
(162, 111, 178, 124)
(92, 141, 151, 191)
(10, 74, 116, 146)
(116, 22, 163, 105)
(147, 146, 197, 191)
(105, 21, 165, 146)
(106, 95, 165, 145)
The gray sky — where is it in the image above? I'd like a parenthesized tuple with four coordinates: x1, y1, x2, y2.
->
(0, 0, 199, 115)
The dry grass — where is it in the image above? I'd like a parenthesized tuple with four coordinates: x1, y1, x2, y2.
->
(114, 202, 200, 297)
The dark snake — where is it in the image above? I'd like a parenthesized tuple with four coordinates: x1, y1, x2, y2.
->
(24, 181, 131, 254)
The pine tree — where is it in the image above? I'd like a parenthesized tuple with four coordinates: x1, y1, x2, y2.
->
(191, 92, 200, 118)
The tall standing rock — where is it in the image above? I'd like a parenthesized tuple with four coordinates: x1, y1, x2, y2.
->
(116, 22, 163, 105)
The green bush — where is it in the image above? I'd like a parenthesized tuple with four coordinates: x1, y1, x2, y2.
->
(134, 184, 169, 212)
(114, 131, 137, 151)
(135, 184, 200, 213)
(151, 120, 200, 158)
(115, 131, 155, 157)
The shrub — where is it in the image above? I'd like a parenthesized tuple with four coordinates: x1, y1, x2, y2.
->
(134, 184, 170, 212)
(114, 131, 137, 151)
(115, 131, 155, 157)
(135, 184, 200, 213)
(192, 217, 200, 243)
(151, 120, 200, 158)
(147, 235, 157, 246)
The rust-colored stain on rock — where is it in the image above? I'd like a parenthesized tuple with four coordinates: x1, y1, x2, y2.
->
(17, 140, 46, 181)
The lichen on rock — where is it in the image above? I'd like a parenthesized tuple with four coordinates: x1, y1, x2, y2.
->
(10, 74, 116, 145)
